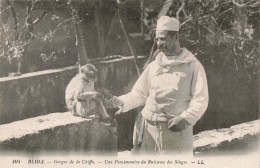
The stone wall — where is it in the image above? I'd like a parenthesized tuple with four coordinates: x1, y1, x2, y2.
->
(194, 119, 260, 155)
(0, 112, 117, 153)
(0, 66, 76, 124)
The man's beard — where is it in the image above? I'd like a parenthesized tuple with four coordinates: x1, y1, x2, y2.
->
(158, 44, 167, 51)
(158, 44, 176, 55)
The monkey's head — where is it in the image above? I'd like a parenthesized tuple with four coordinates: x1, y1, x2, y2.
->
(79, 64, 98, 83)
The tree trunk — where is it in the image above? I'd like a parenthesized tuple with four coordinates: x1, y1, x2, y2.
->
(94, 1, 105, 58)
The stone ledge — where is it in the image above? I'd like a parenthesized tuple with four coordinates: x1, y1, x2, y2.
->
(0, 56, 145, 83)
(194, 119, 260, 155)
(0, 66, 77, 83)
(0, 112, 117, 153)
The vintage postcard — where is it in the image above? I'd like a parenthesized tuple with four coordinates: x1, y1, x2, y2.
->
(0, 0, 259, 168)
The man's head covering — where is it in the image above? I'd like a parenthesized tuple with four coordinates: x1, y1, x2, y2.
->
(156, 16, 180, 32)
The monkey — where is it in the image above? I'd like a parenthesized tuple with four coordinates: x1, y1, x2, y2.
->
(65, 64, 111, 121)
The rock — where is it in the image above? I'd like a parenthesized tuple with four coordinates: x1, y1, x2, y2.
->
(193, 119, 260, 155)
(0, 112, 117, 153)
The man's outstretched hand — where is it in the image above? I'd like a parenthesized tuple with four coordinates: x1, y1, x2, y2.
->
(111, 96, 124, 115)
(104, 96, 124, 115)
(168, 116, 191, 132)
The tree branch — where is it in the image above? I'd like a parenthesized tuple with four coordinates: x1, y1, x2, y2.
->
(25, 0, 39, 26)
(5, 0, 18, 39)
(32, 11, 48, 24)
(180, 18, 192, 28)
(176, 0, 193, 29)
(0, 5, 11, 15)
(157, 0, 174, 18)
(231, 0, 258, 8)
(176, 0, 185, 20)
(117, 2, 141, 76)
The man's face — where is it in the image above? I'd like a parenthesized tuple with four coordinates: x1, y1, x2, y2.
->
(155, 30, 176, 55)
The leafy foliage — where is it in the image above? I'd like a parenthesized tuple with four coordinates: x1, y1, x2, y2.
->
(0, 0, 80, 74)
(143, 0, 260, 77)
(0, 24, 26, 63)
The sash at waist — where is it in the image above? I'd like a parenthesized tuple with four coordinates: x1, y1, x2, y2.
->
(141, 108, 177, 123)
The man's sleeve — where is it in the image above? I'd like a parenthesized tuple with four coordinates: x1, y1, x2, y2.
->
(118, 66, 151, 112)
(180, 62, 209, 126)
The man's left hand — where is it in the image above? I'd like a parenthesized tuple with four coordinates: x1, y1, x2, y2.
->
(168, 116, 191, 132)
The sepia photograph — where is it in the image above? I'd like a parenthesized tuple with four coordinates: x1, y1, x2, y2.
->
(0, 0, 259, 167)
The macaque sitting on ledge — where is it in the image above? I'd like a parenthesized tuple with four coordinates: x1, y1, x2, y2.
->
(65, 64, 112, 122)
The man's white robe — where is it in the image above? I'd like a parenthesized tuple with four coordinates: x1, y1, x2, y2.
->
(119, 48, 209, 154)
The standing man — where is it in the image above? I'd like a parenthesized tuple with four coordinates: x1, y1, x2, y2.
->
(112, 16, 208, 155)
